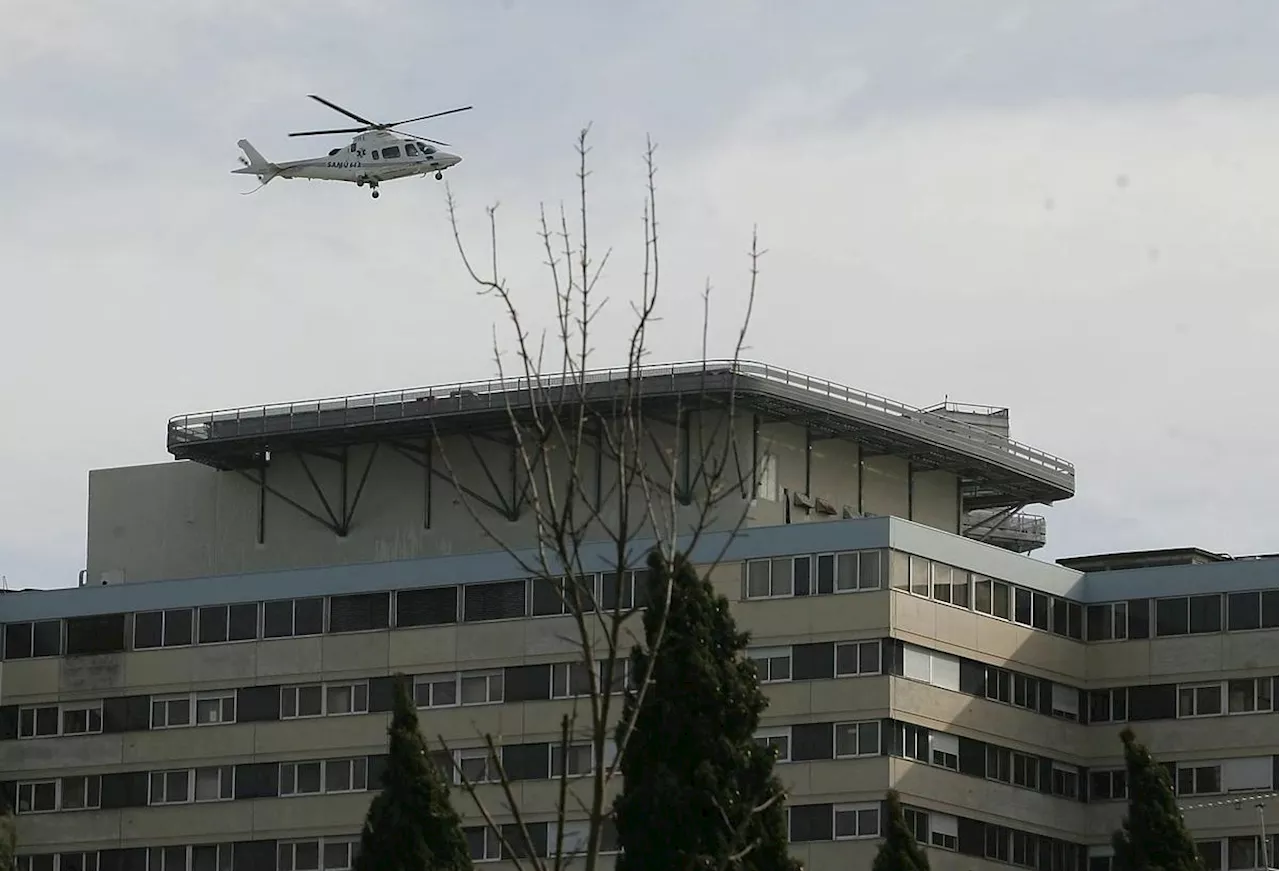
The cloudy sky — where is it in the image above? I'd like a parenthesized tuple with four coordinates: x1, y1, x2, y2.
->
(1, 0, 1275, 590)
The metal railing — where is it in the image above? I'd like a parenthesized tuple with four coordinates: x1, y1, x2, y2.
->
(166, 360, 1075, 480)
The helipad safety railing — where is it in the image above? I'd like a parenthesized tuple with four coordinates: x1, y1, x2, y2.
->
(166, 360, 1075, 481)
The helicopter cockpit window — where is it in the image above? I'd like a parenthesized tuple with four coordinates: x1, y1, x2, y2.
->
(421, 145, 436, 155)
(328, 148, 341, 156)
(404, 142, 419, 156)
(381, 145, 401, 159)
(371, 150, 380, 160)
(349, 144, 356, 152)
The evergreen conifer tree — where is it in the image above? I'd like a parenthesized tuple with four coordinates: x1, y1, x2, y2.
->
(1111, 727, 1203, 871)
(870, 790, 930, 871)
(612, 549, 799, 871)
(355, 675, 473, 871)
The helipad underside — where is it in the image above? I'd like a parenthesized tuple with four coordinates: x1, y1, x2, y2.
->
(166, 361, 1075, 510)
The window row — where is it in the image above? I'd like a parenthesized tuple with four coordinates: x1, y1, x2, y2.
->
(745, 549, 886, 599)
(1086, 589, 1278, 642)
(464, 819, 620, 863)
(1087, 677, 1279, 725)
(748, 639, 883, 683)
(754, 719, 883, 762)
(1, 570, 661, 661)
(891, 721, 1086, 801)
(1089, 835, 1280, 871)
(8, 757, 377, 814)
(900, 555, 1086, 642)
(428, 739, 620, 786)
(15, 839, 326, 871)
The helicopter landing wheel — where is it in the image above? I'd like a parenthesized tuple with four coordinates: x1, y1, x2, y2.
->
(435, 171, 443, 180)
(371, 189, 380, 199)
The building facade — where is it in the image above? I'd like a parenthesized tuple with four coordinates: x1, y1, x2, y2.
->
(1, 361, 1276, 871)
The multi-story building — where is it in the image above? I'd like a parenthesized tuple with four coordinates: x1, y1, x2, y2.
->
(1, 361, 1275, 871)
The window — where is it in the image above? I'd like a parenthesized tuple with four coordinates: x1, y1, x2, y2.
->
(985, 667, 1012, 704)
(929, 733, 959, 770)
(749, 647, 792, 683)
(1031, 592, 1050, 631)
(278, 837, 360, 871)
(902, 807, 929, 843)
(745, 558, 797, 598)
(932, 563, 953, 604)
(194, 691, 236, 725)
(3, 620, 62, 659)
(457, 748, 497, 784)
(818, 550, 883, 592)
(281, 685, 323, 719)
(598, 657, 631, 695)
(930, 812, 959, 851)
(1052, 683, 1080, 721)
(1196, 840, 1223, 871)
(834, 720, 880, 757)
(396, 586, 459, 626)
(835, 640, 881, 676)
(1012, 673, 1039, 711)
(551, 661, 593, 698)
(1227, 835, 1279, 871)
(985, 824, 1012, 862)
(465, 826, 502, 862)
(1176, 764, 1221, 796)
(405, 142, 419, 156)
(909, 556, 930, 597)
(902, 645, 932, 683)
(65, 614, 127, 656)
(58, 775, 101, 811)
(754, 728, 790, 762)
(1179, 683, 1224, 718)
(18, 705, 59, 738)
(833, 803, 879, 839)
(194, 766, 235, 802)
(551, 742, 594, 777)
(899, 722, 929, 762)
(463, 580, 528, 622)
(133, 608, 194, 649)
(1051, 763, 1080, 799)
(149, 769, 193, 804)
(197, 603, 259, 643)
(1187, 594, 1223, 634)
(1088, 687, 1128, 723)
(1087, 602, 1128, 641)
(263, 597, 325, 638)
(1221, 757, 1273, 793)
(414, 673, 458, 708)
(148, 845, 233, 871)
(381, 145, 401, 159)
(974, 577, 992, 613)
(1012, 831, 1038, 868)
(55, 854, 100, 871)
(460, 670, 504, 705)
(328, 593, 390, 633)
(1227, 590, 1280, 631)
(62, 702, 104, 735)
(1155, 597, 1190, 636)
(16, 780, 57, 813)
(601, 569, 651, 611)
(1012, 752, 1039, 789)
(1227, 677, 1275, 714)
(325, 682, 370, 716)
(992, 582, 1011, 619)
(323, 758, 369, 793)
(1014, 588, 1033, 626)
(1090, 768, 1127, 801)
(279, 761, 322, 796)
(151, 695, 192, 729)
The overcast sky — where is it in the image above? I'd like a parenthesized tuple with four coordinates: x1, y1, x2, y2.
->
(1, 0, 1276, 590)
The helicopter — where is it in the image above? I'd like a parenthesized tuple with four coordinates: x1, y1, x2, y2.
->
(233, 95, 471, 199)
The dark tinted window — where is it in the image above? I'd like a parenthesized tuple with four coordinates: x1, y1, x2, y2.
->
(1052, 599, 1068, 635)
(1227, 592, 1262, 631)
(65, 614, 126, 655)
(4, 623, 34, 659)
(530, 578, 565, 616)
(133, 611, 163, 648)
(263, 600, 294, 637)
(329, 593, 390, 633)
(381, 145, 401, 159)
(463, 581, 527, 622)
(992, 582, 1011, 619)
(397, 587, 459, 627)
(1014, 588, 1032, 625)
(1066, 602, 1083, 639)
(198, 606, 229, 643)
(294, 598, 324, 635)
(228, 603, 259, 640)
(1031, 593, 1050, 631)
(1155, 597, 1189, 636)
(164, 609, 193, 646)
(1188, 595, 1221, 634)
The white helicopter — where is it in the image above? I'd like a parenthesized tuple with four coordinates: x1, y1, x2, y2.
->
(233, 95, 470, 199)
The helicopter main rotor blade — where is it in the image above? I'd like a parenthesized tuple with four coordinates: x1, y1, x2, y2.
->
(307, 94, 377, 127)
(288, 126, 371, 138)
(399, 131, 452, 147)
(386, 106, 473, 127)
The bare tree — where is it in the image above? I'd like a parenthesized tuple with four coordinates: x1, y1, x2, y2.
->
(422, 127, 782, 871)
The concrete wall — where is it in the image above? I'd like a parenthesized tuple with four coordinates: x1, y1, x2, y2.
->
(87, 414, 965, 584)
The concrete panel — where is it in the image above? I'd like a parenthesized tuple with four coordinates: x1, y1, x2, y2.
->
(252, 715, 386, 757)
(0, 734, 125, 775)
(806, 755, 891, 798)
(321, 632, 392, 677)
(124, 644, 258, 692)
(911, 470, 960, 534)
(59, 654, 126, 696)
(389, 625, 461, 670)
(250, 791, 375, 833)
(122, 801, 256, 842)
(1222, 630, 1280, 671)
(1084, 641, 1150, 684)
(1084, 801, 1277, 841)
(122, 722, 258, 766)
(1092, 632, 1280, 683)
(893, 758, 1087, 838)
(733, 591, 891, 643)
(15, 809, 123, 850)
(2, 659, 61, 701)
(1090, 714, 1278, 761)
(863, 456, 910, 519)
(256, 636, 326, 679)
